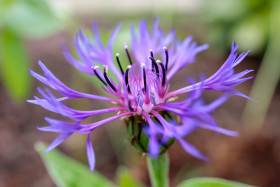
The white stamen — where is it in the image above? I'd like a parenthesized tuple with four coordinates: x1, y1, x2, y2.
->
(167, 96, 178, 102)
(93, 66, 99, 70)
(103, 65, 108, 73)
(124, 43, 128, 49)
(142, 103, 153, 113)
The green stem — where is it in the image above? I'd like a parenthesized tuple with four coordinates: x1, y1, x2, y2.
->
(242, 0, 280, 130)
(147, 153, 169, 187)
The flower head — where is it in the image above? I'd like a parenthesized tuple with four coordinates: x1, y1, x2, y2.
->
(28, 18, 253, 171)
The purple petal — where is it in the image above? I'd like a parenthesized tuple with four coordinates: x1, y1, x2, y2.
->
(62, 44, 92, 74)
(199, 124, 239, 136)
(28, 68, 55, 89)
(178, 118, 198, 136)
(233, 50, 250, 67)
(177, 138, 209, 161)
(31, 87, 126, 120)
(107, 23, 122, 49)
(86, 134, 95, 172)
(39, 117, 83, 133)
(82, 111, 133, 131)
(148, 134, 161, 158)
(167, 38, 208, 79)
(92, 22, 105, 50)
(45, 133, 72, 152)
(210, 86, 254, 101)
(35, 61, 118, 102)
(202, 95, 229, 112)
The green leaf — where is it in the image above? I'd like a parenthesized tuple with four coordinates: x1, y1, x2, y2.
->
(0, 0, 61, 38)
(35, 142, 115, 187)
(147, 153, 169, 187)
(117, 167, 145, 187)
(201, 0, 249, 22)
(178, 177, 257, 187)
(229, 14, 268, 53)
(0, 29, 31, 101)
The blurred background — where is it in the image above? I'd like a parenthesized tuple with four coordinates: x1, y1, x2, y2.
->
(0, 0, 279, 186)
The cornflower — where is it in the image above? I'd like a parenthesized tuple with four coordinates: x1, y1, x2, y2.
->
(28, 18, 253, 171)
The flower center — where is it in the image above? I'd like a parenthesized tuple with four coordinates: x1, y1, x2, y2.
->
(93, 46, 169, 114)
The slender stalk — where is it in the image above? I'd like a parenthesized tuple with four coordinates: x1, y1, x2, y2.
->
(242, 0, 280, 130)
(147, 153, 169, 187)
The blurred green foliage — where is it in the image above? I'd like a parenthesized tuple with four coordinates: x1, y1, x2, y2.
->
(35, 142, 116, 187)
(201, 0, 272, 53)
(242, 0, 280, 127)
(36, 142, 144, 187)
(117, 167, 145, 187)
(36, 142, 256, 187)
(0, 0, 63, 101)
(0, 0, 61, 38)
(0, 30, 30, 101)
(178, 177, 256, 187)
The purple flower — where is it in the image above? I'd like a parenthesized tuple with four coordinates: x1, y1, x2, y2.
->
(28, 18, 253, 171)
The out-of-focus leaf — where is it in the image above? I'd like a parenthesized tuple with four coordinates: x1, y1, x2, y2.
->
(0, 0, 61, 38)
(242, 0, 280, 128)
(178, 177, 256, 187)
(201, 0, 249, 22)
(35, 142, 115, 187)
(147, 153, 169, 187)
(0, 29, 30, 101)
(117, 167, 145, 187)
(230, 14, 268, 53)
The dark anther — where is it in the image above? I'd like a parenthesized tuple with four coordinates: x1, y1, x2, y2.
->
(157, 60, 166, 86)
(103, 66, 117, 92)
(149, 56, 159, 77)
(116, 53, 124, 75)
(125, 65, 132, 93)
(142, 63, 147, 93)
(128, 100, 133, 111)
(163, 47, 169, 71)
(92, 66, 107, 86)
(149, 50, 155, 71)
(149, 50, 154, 58)
(124, 43, 133, 65)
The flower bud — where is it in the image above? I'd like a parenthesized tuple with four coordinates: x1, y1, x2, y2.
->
(126, 113, 174, 154)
